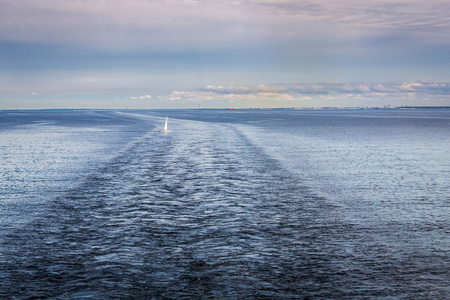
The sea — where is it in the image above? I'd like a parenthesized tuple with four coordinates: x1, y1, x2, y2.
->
(0, 109, 449, 299)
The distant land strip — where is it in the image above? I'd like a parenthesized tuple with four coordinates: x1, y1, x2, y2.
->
(398, 106, 450, 109)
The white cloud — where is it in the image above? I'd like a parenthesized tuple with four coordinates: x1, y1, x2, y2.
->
(290, 80, 450, 98)
(129, 94, 152, 100)
(162, 84, 296, 102)
(357, 84, 371, 93)
(162, 90, 217, 101)
(201, 85, 251, 94)
(319, 95, 336, 100)
(397, 82, 417, 91)
(162, 80, 450, 103)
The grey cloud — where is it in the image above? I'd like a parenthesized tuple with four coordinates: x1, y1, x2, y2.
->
(176, 81, 450, 102)
(291, 81, 450, 97)
(1, 0, 448, 51)
(200, 84, 285, 95)
(246, 0, 450, 31)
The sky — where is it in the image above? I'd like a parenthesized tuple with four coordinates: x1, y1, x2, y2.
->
(1, 0, 450, 109)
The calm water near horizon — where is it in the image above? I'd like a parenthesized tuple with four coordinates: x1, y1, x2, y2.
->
(1, 109, 449, 299)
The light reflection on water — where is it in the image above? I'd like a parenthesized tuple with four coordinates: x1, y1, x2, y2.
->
(0, 109, 449, 299)
(242, 110, 450, 226)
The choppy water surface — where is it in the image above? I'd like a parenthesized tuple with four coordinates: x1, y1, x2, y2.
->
(1, 109, 449, 299)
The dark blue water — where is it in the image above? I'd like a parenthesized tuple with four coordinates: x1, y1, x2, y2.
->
(1, 109, 449, 299)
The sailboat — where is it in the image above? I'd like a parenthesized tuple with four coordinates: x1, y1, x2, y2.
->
(160, 117, 171, 133)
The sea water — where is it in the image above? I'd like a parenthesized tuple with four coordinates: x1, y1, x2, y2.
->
(0, 109, 449, 298)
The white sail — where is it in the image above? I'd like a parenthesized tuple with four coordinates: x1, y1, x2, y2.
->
(161, 117, 170, 132)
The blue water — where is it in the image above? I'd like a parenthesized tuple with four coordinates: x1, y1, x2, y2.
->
(1, 109, 449, 299)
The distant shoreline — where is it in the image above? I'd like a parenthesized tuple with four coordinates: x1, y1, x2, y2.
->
(220, 106, 450, 110)
(396, 106, 450, 109)
(1, 106, 450, 112)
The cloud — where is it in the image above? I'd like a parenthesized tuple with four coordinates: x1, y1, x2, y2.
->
(294, 80, 450, 100)
(247, 0, 450, 31)
(0, 0, 257, 51)
(31, 92, 38, 96)
(1, 1, 449, 109)
(162, 80, 450, 103)
(161, 90, 217, 101)
(1, 0, 448, 52)
(129, 94, 152, 100)
(200, 84, 285, 95)
(161, 84, 296, 102)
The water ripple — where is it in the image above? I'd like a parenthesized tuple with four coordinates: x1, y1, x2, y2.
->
(1, 114, 448, 299)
